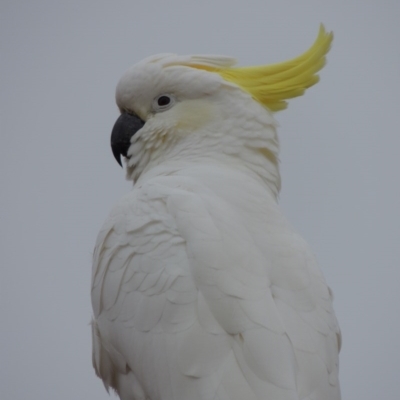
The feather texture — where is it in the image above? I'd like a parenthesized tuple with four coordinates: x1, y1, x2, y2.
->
(92, 167, 340, 400)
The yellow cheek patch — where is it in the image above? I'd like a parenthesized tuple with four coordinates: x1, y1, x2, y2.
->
(194, 25, 333, 111)
(174, 100, 214, 132)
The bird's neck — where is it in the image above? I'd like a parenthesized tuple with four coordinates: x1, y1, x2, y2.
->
(131, 137, 281, 200)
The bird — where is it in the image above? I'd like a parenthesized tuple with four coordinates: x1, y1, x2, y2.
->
(91, 25, 341, 400)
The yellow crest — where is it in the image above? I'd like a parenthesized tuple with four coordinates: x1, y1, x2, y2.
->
(197, 25, 333, 111)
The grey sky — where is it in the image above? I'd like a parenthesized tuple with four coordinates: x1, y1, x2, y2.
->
(1, 0, 399, 399)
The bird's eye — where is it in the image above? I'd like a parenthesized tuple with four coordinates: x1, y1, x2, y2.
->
(157, 96, 170, 106)
(153, 94, 175, 112)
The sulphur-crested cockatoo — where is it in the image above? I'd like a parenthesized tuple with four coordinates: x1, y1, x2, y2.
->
(92, 25, 341, 400)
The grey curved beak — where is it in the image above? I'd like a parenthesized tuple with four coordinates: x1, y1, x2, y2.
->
(111, 113, 145, 166)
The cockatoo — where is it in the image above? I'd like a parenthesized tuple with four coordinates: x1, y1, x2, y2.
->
(91, 25, 341, 400)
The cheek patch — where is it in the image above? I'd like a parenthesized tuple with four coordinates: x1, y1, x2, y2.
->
(174, 100, 215, 133)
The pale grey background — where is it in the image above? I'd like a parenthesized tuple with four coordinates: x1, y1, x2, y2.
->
(1, 0, 399, 399)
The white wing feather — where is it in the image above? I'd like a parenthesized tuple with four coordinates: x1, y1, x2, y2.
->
(91, 166, 340, 400)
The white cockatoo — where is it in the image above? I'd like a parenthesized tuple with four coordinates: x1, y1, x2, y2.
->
(91, 25, 341, 400)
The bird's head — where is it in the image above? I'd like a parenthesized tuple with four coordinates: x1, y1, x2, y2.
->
(111, 25, 333, 184)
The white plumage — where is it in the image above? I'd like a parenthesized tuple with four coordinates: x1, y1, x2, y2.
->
(92, 28, 340, 400)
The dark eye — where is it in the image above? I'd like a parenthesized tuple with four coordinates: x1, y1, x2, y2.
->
(157, 95, 171, 107)
(153, 94, 175, 112)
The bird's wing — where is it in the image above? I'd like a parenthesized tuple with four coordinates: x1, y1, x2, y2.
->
(91, 177, 200, 399)
(91, 174, 340, 400)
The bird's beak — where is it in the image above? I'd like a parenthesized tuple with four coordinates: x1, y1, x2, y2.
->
(110, 113, 145, 166)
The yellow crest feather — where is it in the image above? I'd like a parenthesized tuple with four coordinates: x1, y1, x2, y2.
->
(206, 25, 333, 111)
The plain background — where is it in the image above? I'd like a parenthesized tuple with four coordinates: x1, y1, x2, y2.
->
(1, 1, 399, 399)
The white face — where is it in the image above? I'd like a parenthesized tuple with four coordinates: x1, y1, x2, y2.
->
(113, 58, 233, 179)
